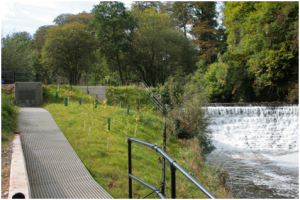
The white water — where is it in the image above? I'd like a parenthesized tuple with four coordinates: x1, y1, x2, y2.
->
(205, 105, 299, 198)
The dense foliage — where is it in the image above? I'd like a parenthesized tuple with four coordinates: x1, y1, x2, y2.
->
(1, 93, 18, 141)
(1, 32, 35, 72)
(1, 1, 298, 102)
(42, 22, 98, 86)
(197, 1, 298, 103)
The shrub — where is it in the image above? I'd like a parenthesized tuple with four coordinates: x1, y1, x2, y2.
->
(160, 75, 215, 154)
(1, 93, 18, 141)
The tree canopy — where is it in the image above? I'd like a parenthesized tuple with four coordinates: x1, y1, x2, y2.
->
(1, 1, 298, 102)
(42, 22, 97, 85)
(91, 1, 135, 85)
(223, 1, 298, 101)
(1, 31, 35, 72)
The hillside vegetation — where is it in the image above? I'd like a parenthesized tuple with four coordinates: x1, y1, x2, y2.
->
(42, 85, 231, 199)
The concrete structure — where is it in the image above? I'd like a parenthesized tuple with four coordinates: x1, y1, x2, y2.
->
(8, 134, 30, 199)
(18, 108, 112, 198)
(15, 82, 42, 107)
(76, 86, 106, 101)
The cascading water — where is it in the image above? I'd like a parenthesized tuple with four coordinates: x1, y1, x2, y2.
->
(205, 104, 299, 199)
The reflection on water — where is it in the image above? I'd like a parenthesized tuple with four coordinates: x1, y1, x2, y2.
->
(205, 105, 299, 199)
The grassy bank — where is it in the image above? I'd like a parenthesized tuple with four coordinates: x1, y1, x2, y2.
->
(42, 85, 231, 198)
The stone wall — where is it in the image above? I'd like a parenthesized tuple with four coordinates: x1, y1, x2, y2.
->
(76, 86, 106, 101)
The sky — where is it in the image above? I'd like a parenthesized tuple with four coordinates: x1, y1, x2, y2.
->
(1, 1, 133, 37)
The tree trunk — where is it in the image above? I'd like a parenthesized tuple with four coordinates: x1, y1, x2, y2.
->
(116, 53, 124, 85)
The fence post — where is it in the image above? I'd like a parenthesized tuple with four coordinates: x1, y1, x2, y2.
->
(128, 139, 132, 199)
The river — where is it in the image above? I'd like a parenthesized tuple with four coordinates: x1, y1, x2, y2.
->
(205, 104, 299, 199)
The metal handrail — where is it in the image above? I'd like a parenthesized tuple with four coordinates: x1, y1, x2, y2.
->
(128, 79, 167, 116)
(128, 137, 217, 199)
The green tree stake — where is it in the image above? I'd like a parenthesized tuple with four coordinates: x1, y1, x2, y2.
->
(96, 94, 98, 99)
(64, 97, 68, 106)
(107, 99, 109, 105)
(95, 99, 98, 108)
(79, 97, 82, 105)
(127, 105, 129, 115)
(107, 117, 110, 130)
(120, 101, 122, 108)
(55, 91, 58, 99)
(87, 90, 89, 94)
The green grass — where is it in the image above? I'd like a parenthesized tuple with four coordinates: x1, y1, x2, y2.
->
(42, 85, 231, 199)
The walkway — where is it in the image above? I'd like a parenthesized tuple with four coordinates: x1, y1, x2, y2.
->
(18, 108, 113, 199)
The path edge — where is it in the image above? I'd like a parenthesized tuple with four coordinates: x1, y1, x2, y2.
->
(8, 134, 31, 199)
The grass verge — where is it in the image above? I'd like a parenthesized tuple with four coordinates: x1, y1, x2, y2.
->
(1, 85, 18, 199)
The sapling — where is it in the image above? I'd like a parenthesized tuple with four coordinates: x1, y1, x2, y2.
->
(124, 125, 129, 144)
(113, 105, 117, 123)
(134, 115, 140, 137)
(103, 99, 107, 117)
(87, 126, 91, 139)
(106, 124, 110, 151)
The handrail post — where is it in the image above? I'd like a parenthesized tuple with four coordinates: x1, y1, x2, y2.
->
(161, 115, 167, 196)
(128, 139, 132, 199)
(170, 163, 176, 199)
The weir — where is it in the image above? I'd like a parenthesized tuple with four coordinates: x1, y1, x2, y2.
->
(205, 104, 299, 199)
(205, 104, 299, 150)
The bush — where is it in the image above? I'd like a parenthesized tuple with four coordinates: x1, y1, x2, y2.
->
(1, 93, 18, 141)
(160, 75, 215, 154)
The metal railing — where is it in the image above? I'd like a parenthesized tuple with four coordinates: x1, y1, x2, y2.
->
(128, 79, 167, 116)
(128, 137, 217, 199)
(1, 71, 43, 84)
(128, 79, 169, 195)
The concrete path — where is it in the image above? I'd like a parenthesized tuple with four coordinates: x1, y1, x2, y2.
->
(18, 108, 113, 199)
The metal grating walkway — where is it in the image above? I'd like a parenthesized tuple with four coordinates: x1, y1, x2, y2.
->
(18, 108, 113, 199)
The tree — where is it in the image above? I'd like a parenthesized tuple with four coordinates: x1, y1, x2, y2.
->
(189, 2, 222, 65)
(224, 1, 299, 101)
(91, 1, 135, 85)
(1, 31, 35, 72)
(53, 12, 93, 27)
(131, 1, 164, 12)
(131, 8, 198, 86)
(32, 25, 55, 53)
(42, 22, 98, 86)
(165, 1, 193, 37)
